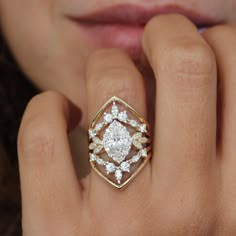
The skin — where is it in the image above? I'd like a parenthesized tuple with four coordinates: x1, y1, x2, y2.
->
(1, 0, 236, 235)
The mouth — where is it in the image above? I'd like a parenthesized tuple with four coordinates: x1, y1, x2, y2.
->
(68, 4, 222, 59)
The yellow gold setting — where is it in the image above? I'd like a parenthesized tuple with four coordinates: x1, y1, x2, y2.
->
(88, 96, 152, 189)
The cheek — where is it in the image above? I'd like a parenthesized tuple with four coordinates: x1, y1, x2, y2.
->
(0, 1, 57, 76)
(0, 0, 89, 90)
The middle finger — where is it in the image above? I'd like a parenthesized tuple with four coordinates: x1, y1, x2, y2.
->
(86, 49, 152, 205)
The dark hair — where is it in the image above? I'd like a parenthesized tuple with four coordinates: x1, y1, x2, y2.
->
(0, 32, 39, 235)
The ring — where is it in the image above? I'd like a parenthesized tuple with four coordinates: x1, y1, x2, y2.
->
(88, 96, 152, 189)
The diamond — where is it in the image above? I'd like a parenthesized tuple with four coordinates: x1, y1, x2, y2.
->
(139, 149, 148, 158)
(118, 111, 128, 123)
(93, 137, 102, 145)
(89, 129, 96, 139)
(120, 162, 130, 172)
(133, 140, 143, 149)
(115, 169, 123, 184)
(129, 120, 138, 127)
(112, 102, 119, 117)
(96, 158, 105, 165)
(103, 120, 132, 163)
(95, 123, 104, 131)
(139, 124, 147, 133)
(89, 153, 97, 161)
(106, 163, 116, 174)
(89, 137, 103, 154)
(133, 132, 142, 139)
(131, 155, 140, 163)
(132, 132, 147, 149)
(104, 113, 113, 124)
(94, 145, 103, 154)
(139, 137, 148, 143)
(89, 143, 96, 150)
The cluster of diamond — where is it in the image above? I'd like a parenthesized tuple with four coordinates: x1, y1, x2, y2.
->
(89, 101, 149, 184)
(89, 148, 148, 184)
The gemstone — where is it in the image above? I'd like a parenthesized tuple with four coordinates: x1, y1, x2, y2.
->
(131, 155, 140, 163)
(93, 145, 103, 154)
(129, 120, 138, 127)
(139, 124, 147, 133)
(102, 120, 132, 163)
(96, 158, 105, 165)
(89, 153, 97, 161)
(89, 129, 96, 139)
(133, 140, 143, 149)
(89, 143, 96, 150)
(120, 162, 130, 172)
(93, 137, 103, 145)
(106, 163, 116, 174)
(132, 132, 146, 149)
(104, 113, 113, 123)
(118, 111, 128, 122)
(133, 132, 142, 139)
(115, 169, 123, 184)
(95, 123, 104, 131)
(139, 149, 148, 157)
(139, 137, 148, 143)
(112, 102, 119, 117)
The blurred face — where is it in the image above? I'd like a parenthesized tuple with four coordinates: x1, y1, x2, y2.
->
(0, 0, 236, 125)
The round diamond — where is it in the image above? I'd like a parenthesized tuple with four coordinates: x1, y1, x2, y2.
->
(106, 163, 116, 174)
(89, 153, 97, 162)
(118, 111, 128, 122)
(104, 113, 113, 123)
(102, 120, 132, 163)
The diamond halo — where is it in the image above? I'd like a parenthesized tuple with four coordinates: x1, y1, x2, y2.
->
(88, 96, 151, 189)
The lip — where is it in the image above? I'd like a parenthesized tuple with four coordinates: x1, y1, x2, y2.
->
(68, 4, 222, 59)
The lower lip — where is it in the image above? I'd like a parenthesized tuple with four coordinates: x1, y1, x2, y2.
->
(74, 21, 144, 59)
(73, 20, 208, 59)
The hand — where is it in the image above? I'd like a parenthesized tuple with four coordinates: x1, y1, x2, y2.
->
(17, 14, 236, 235)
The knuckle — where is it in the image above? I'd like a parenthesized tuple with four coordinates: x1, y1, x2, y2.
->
(18, 117, 56, 164)
(95, 68, 140, 98)
(162, 40, 216, 89)
(24, 91, 66, 117)
(18, 93, 62, 163)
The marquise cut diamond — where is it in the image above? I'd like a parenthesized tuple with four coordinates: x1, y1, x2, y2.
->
(103, 120, 132, 163)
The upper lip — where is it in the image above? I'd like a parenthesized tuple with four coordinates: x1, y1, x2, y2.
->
(69, 4, 222, 27)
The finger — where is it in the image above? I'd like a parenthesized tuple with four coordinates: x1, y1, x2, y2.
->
(86, 49, 151, 204)
(17, 91, 82, 235)
(142, 14, 217, 189)
(203, 25, 236, 160)
(203, 25, 236, 220)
